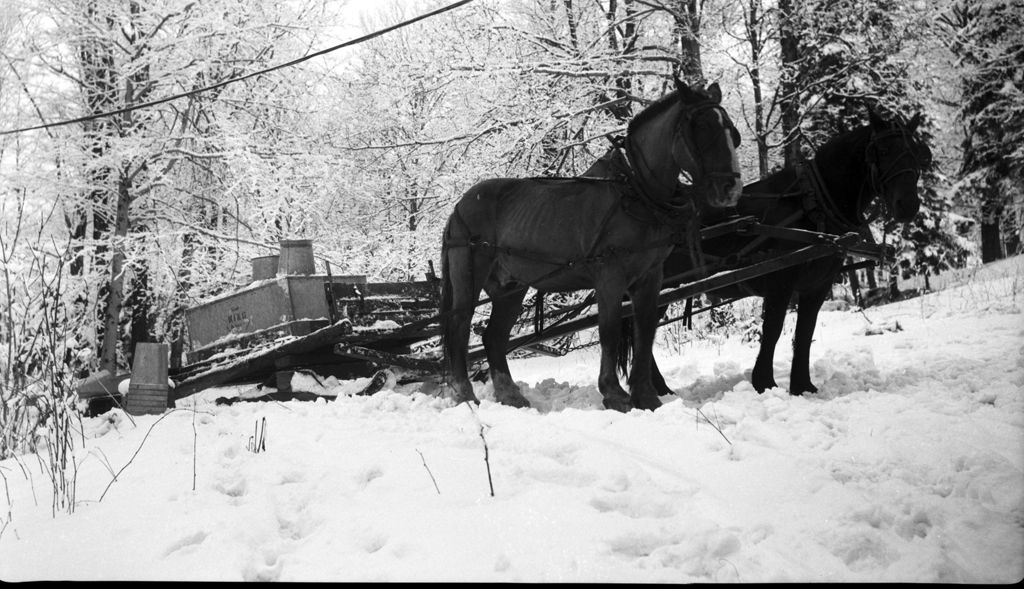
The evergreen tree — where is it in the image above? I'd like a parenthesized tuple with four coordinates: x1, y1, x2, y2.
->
(940, 0, 1024, 262)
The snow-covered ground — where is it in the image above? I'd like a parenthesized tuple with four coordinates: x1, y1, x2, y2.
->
(1, 256, 1022, 582)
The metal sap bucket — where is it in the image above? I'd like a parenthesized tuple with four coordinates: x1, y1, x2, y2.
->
(278, 239, 315, 275)
(251, 255, 280, 281)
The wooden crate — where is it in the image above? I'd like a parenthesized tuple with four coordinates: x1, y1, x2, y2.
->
(327, 280, 440, 328)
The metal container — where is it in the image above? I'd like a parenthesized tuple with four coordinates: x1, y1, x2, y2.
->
(251, 255, 280, 281)
(184, 274, 367, 362)
(127, 343, 169, 414)
(279, 239, 315, 275)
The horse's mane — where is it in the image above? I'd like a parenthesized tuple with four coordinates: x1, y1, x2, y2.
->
(626, 86, 713, 136)
(813, 124, 872, 166)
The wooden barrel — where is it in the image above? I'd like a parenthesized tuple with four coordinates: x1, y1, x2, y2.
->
(279, 239, 315, 275)
(251, 255, 279, 281)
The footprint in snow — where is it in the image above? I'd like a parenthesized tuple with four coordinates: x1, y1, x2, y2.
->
(589, 493, 676, 519)
(162, 530, 209, 558)
(242, 550, 285, 582)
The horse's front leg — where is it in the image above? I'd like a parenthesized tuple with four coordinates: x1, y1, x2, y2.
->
(751, 284, 793, 393)
(596, 283, 633, 412)
(789, 284, 831, 395)
(627, 267, 665, 411)
(482, 282, 530, 408)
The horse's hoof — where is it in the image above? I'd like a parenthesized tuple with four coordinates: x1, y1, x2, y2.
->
(454, 393, 481, 405)
(496, 391, 531, 409)
(789, 383, 817, 396)
(602, 396, 632, 413)
(752, 377, 777, 393)
(631, 394, 663, 411)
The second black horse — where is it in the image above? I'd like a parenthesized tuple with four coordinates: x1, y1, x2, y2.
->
(627, 108, 931, 397)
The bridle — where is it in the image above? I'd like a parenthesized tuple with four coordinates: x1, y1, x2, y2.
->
(676, 101, 743, 189)
(863, 126, 929, 221)
(621, 99, 741, 223)
(797, 124, 927, 234)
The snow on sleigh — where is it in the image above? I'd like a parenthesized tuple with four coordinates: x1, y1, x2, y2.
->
(165, 239, 445, 406)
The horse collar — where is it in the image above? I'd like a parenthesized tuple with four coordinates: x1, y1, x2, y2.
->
(614, 144, 696, 226)
(797, 159, 863, 233)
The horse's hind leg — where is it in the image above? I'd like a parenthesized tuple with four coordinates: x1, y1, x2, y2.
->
(444, 245, 492, 405)
(649, 305, 675, 397)
(650, 358, 675, 398)
(482, 283, 530, 408)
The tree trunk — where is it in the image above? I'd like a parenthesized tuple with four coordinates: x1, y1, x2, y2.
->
(563, 0, 579, 54)
(674, 0, 705, 85)
(778, 0, 802, 168)
(980, 217, 1005, 263)
(127, 254, 151, 369)
(99, 169, 132, 373)
(745, 0, 770, 177)
(71, 1, 119, 372)
(604, 0, 636, 123)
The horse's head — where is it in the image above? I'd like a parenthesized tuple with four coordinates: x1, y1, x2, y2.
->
(672, 79, 743, 208)
(866, 108, 930, 222)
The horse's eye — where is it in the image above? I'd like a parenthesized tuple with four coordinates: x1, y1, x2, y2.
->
(678, 170, 694, 186)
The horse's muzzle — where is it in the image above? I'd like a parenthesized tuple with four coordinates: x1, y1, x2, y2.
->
(893, 198, 920, 222)
(706, 172, 742, 208)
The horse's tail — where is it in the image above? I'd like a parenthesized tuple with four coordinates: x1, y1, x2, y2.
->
(617, 316, 634, 378)
(438, 217, 455, 376)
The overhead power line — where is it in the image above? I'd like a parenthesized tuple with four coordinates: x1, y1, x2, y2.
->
(0, 0, 475, 137)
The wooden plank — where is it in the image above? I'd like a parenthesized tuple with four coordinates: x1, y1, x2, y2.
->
(466, 243, 839, 363)
(170, 317, 443, 401)
(845, 242, 893, 262)
(171, 318, 360, 401)
(840, 260, 877, 273)
(740, 223, 861, 248)
(699, 216, 758, 240)
(334, 344, 442, 374)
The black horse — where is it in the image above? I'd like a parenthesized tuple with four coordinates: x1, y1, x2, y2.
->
(440, 80, 742, 412)
(632, 109, 930, 397)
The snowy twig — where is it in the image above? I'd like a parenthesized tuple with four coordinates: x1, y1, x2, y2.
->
(467, 404, 495, 497)
(696, 406, 732, 445)
(91, 448, 117, 480)
(416, 449, 441, 495)
(857, 307, 874, 324)
(99, 409, 189, 502)
(0, 465, 12, 542)
(247, 417, 267, 454)
(191, 401, 198, 491)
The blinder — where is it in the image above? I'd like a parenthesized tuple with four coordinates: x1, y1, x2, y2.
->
(865, 127, 929, 187)
(675, 101, 742, 187)
(863, 124, 929, 221)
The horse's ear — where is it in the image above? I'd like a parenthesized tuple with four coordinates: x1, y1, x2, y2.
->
(868, 107, 887, 129)
(907, 112, 923, 133)
(675, 76, 692, 96)
(705, 82, 722, 103)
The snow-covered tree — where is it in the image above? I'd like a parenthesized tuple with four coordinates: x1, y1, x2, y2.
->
(940, 0, 1024, 262)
